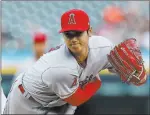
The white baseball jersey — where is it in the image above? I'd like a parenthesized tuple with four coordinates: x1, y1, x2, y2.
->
(1, 76, 7, 114)
(1, 87, 7, 114)
(4, 35, 114, 114)
(12, 57, 37, 83)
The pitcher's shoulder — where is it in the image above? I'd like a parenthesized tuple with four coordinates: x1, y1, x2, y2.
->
(40, 45, 78, 70)
(89, 35, 113, 48)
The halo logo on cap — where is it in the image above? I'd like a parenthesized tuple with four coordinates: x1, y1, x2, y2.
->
(68, 13, 76, 24)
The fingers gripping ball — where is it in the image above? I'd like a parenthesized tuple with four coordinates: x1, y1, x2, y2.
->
(107, 38, 147, 86)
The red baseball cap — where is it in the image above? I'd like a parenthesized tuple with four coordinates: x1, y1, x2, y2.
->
(59, 9, 90, 33)
(33, 32, 47, 43)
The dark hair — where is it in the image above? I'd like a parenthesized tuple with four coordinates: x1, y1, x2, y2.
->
(63, 27, 91, 39)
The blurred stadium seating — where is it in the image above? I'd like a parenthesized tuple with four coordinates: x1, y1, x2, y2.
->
(1, 1, 149, 114)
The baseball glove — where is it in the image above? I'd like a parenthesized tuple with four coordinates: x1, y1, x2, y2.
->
(107, 38, 147, 86)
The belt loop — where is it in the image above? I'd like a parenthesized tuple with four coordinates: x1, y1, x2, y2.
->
(23, 90, 31, 99)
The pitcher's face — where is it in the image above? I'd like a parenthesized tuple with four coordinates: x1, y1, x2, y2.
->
(63, 28, 92, 55)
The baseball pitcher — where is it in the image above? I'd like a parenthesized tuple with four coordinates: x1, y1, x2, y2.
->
(3, 9, 147, 114)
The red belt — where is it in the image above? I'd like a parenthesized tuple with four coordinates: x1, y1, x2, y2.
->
(18, 84, 25, 94)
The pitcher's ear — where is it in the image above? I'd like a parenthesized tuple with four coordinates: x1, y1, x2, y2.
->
(87, 27, 92, 37)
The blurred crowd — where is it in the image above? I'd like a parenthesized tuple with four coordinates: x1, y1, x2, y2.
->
(1, 2, 149, 54)
(95, 2, 149, 50)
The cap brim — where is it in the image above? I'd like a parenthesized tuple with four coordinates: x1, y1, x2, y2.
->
(59, 27, 87, 33)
